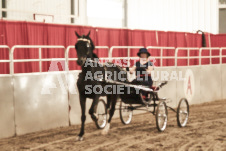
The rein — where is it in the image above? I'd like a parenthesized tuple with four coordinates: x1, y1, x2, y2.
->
(86, 60, 153, 92)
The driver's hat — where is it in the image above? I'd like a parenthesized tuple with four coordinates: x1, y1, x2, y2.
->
(137, 48, 151, 57)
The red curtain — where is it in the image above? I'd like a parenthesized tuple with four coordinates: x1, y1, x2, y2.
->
(127, 30, 157, 66)
(176, 32, 187, 66)
(210, 34, 226, 47)
(1, 20, 225, 74)
(210, 34, 226, 64)
(185, 33, 202, 65)
(158, 31, 176, 66)
(128, 30, 155, 66)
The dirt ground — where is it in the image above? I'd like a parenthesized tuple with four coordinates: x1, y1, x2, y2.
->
(0, 100, 226, 151)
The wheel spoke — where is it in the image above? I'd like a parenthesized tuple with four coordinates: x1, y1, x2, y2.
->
(177, 98, 189, 127)
(95, 99, 107, 129)
(156, 101, 168, 132)
(120, 101, 133, 125)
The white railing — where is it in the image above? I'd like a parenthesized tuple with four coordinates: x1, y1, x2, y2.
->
(1, 45, 226, 74)
(10, 45, 66, 74)
(108, 46, 143, 57)
(175, 47, 200, 66)
(220, 48, 226, 64)
(199, 47, 221, 65)
(0, 45, 11, 74)
(109, 46, 144, 66)
(146, 46, 175, 67)
(0, 45, 10, 63)
(109, 46, 224, 67)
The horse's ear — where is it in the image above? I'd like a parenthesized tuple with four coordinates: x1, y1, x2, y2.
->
(86, 31, 91, 37)
(75, 31, 80, 38)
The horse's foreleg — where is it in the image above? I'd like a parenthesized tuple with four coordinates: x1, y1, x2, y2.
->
(78, 95, 86, 141)
(102, 95, 117, 135)
(89, 95, 100, 122)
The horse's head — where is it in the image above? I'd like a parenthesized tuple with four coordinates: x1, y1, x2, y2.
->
(75, 31, 95, 66)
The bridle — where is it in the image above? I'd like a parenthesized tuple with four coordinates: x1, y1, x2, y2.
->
(77, 38, 91, 48)
(76, 37, 93, 66)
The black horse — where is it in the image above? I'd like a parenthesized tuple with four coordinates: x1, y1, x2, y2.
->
(75, 31, 127, 140)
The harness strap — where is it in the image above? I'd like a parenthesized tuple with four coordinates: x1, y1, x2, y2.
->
(77, 38, 91, 44)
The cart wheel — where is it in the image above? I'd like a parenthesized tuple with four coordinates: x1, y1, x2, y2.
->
(94, 99, 107, 129)
(155, 101, 168, 132)
(120, 101, 133, 125)
(177, 98, 189, 127)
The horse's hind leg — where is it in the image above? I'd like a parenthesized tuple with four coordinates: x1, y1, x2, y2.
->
(102, 95, 117, 135)
(107, 96, 117, 123)
(78, 95, 86, 141)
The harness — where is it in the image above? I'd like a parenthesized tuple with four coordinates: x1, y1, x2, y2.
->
(76, 37, 152, 92)
(77, 38, 91, 47)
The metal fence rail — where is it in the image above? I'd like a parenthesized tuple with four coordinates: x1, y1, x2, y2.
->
(220, 48, 226, 64)
(1, 45, 226, 74)
(10, 45, 66, 74)
(146, 46, 175, 67)
(199, 47, 221, 65)
(108, 46, 144, 66)
(0, 45, 10, 63)
(0, 45, 11, 74)
(175, 47, 200, 66)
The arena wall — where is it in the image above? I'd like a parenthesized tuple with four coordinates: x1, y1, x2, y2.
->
(0, 75, 15, 138)
(0, 64, 225, 139)
(176, 66, 201, 105)
(13, 73, 69, 135)
(222, 64, 226, 99)
(200, 65, 222, 103)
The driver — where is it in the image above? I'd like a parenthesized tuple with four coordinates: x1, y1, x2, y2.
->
(126, 48, 153, 88)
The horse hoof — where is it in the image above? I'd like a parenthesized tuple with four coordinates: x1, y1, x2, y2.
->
(101, 123, 110, 135)
(77, 136, 83, 141)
